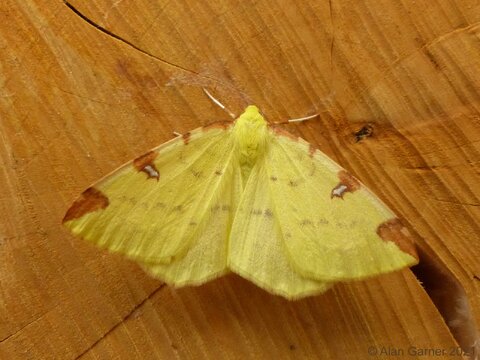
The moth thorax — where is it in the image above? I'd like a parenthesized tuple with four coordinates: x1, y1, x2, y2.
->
(233, 110, 268, 167)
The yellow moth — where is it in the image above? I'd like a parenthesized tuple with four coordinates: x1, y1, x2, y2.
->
(63, 104, 418, 299)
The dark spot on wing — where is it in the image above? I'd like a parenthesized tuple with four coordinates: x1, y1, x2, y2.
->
(300, 219, 313, 226)
(211, 204, 230, 213)
(133, 151, 160, 180)
(191, 169, 202, 178)
(264, 209, 273, 218)
(331, 170, 361, 199)
(154, 202, 166, 209)
(377, 218, 418, 260)
(270, 176, 278, 181)
(289, 180, 298, 187)
(317, 218, 329, 225)
(63, 187, 109, 222)
(215, 170, 223, 176)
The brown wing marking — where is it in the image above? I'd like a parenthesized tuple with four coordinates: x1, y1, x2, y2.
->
(377, 218, 419, 260)
(63, 188, 109, 223)
(182, 132, 191, 145)
(330, 170, 361, 199)
(133, 151, 160, 180)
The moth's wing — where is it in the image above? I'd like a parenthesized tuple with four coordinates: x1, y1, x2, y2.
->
(228, 158, 331, 299)
(266, 128, 419, 282)
(139, 159, 242, 286)
(63, 123, 236, 268)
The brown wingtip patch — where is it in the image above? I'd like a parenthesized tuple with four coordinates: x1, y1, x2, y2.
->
(330, 170, 361, 199)
(377, 218, 419, 261)
(270, 126, 299, 141)
(133, 151, 160, 180)
(63, 187, 109, 223)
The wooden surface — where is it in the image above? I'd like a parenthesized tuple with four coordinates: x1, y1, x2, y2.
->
(1, 0, 479, 359)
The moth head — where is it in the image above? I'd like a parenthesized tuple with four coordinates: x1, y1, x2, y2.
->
(237, 105, 265, 125)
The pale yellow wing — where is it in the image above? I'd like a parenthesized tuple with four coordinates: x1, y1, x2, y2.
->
(228, 158, 331, 299)
(140, 159, 242, 286)
(63, 123, 237, 269)
(265, 128, 418, 282)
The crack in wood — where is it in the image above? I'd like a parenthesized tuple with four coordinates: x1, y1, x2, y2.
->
(432, 198, 480, 207)
(74, 284, 166, 359)
(0, 314, 44, 343)
(0, 304, 61, 343)
(63, 1, 202, 77)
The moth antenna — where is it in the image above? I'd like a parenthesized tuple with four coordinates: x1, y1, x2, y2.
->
(203, 88, 236, 119)
(287, 113, 319, 123)
(273, 113, 319, 125)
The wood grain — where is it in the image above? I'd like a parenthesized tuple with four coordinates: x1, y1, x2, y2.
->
(1, 0, 479, 358)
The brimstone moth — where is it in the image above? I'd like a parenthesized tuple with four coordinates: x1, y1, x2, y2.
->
(63, 105, 418, 299)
